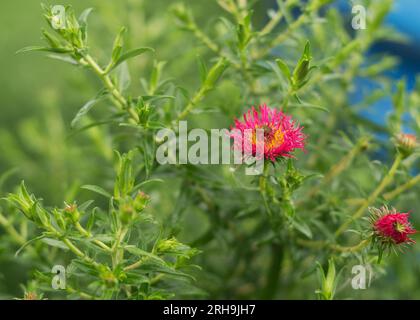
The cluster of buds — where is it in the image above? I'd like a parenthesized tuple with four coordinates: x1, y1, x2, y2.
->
(394, 133, 417, 158)
(119, 191, 150, 224)
(369, 206, 416, 257)
(156, 237, 199, 260)
(42, 4, 88, 51)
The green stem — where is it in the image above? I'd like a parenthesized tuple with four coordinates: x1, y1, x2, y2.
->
(255, 13, 307, 59)
(112, 226, 128, 268)
(190, 23, 241, 70)
(335, 153, 403, 237)
(259, 162, 273, 219)
(66, 285, 96, 300)
(62, 237, 99, 268)
(330, 239, 370, 252)
(124, 259, 143, 271)
(0, 212, 26, 245)
(384, 173, 420, 200)
(297, 238, 370, 253)
(192, 26, 221, 55)
(75, 222, 112, 252)
(260, 11, 283, 37)
(83, 54, 139, 123)
(176, 86, 207, 121)
(261, 243, 283, 299)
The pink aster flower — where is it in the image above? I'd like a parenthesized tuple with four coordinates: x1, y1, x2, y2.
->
(230, 104, 306, 161)
(370, 206, 416, 245)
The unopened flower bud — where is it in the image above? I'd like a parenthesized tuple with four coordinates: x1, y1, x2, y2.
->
(24, 292, 38, 300)
(395, 133, 417, 158)
(99, 267, 118, 288)
(64, 203, 80, 223)
(119, 201, 134, 225)
(133, 191, 150, 212)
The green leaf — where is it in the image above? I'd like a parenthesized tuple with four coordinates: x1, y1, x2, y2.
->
(125, 246, 166, 264)
(16, 46, 72, 54)
(115, 61, 131, 93)
(275, 58, 291, 82)
(204, 57, 229, 89)
(114, 151, 135, 197)
(109, 47, 154, 73)
(78, 200, 95, 212)
(288, 102, 329, 113)
(46, 54, 78, 65)
(78, 8, 94, 42)
(133, 179, 164, 192)
(86, 210, 96, 232)
(149, 60, 167, 94)
(111, 26, 127, 65)
(196, 54, 208, 85)
(292, 41, 313, 87)
(387, 79, 406, 134)
(41, 238, 69, 250)
(141, 95, 175, 103)
(81, 185, 112, 198)
(15, 235, 46, 257)
(71, 96, 105, 128)
(78, 7, 94, 25)
(290, 217, 313, 239)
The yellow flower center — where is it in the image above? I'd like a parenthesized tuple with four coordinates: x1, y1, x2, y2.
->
(250, 125, 284, 150)
(394, 222, 406, 233)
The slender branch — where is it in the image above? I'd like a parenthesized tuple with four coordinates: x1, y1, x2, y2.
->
(335, 153, 403, 237)
(297, 238, 370, 253)
(383, 174, 420, 200)
(192, 27, 221, 55)
(254, 13, 307, 59)
(82, 54, 139, 123)
(124, 257, 144, 271)
(305, 137, 370, 200)
(62, 237, 100, 268)
(66, 285, 97, 300)
(0, 212, 26, 245)
(176, 86, 207, 122)
(74, 222, 112, 252)
(260, 10, 284, 37)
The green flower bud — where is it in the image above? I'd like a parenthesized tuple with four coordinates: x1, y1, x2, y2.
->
(133, 191, 150, 212)
(395, 133, 417, 158)
(64, 203, 80, 223)
(119, 200, 135, 225)
(99, 267, 118, 288)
